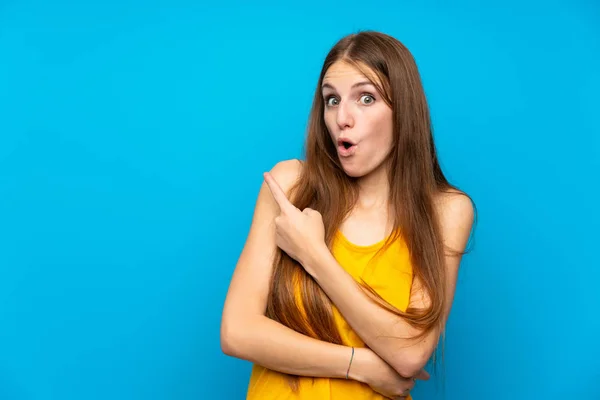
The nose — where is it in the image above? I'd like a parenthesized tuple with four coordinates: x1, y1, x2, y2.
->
(335, 100, 354, 130)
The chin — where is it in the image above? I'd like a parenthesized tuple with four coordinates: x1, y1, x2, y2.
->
(344, 169, 364, 178)
(339, 163, 367, 178)
(339, 156, 384, 179)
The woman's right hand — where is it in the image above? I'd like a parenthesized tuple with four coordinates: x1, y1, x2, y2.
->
(352, 348, 430, 399)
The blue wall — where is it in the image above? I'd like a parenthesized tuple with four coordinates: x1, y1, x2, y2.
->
(1, 1, 598, 399)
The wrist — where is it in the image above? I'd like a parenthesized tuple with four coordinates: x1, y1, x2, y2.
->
(301, 242, 331, 277)
(346, 347, 374, 384)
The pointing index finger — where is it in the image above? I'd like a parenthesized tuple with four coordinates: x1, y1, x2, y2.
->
(263, 172, 294, 212)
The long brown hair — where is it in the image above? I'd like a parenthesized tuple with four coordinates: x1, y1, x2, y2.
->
(266, 30, 474, 384)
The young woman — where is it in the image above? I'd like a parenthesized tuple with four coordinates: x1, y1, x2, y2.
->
(221, 30, 475, 400)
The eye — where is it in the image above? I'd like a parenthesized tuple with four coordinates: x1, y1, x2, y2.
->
(325, 96, 339, 107)
(360, 94, 375, 105)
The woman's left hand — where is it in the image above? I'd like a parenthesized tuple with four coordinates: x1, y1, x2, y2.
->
(263, 172, 327, 273)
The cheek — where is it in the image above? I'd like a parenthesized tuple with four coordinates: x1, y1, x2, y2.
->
(380, 121, 394, 147)
(323, 113, 336, 138)
(366, 111, 393, 146)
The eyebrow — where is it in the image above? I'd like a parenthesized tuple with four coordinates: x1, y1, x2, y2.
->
(321, 81, 375, 91)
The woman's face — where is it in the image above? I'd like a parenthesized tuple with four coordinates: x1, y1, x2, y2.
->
(321, 60, 394, 178)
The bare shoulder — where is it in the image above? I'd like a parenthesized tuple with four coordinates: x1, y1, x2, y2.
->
(220, 159, 304, 338)
(435, 189, 474, 222)
(434, 189, 475, 251)
(267, 158, 304, 194)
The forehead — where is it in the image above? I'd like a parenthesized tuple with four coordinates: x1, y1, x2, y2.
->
(322, 60, 381, 88)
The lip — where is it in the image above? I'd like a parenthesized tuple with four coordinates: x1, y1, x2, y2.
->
(337, 137, 357, 147)
(337, 137, 358, 157)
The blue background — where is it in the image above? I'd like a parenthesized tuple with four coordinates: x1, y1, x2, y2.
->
(1, 1, 599, 399)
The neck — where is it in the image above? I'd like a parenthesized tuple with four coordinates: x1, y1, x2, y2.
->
(355, 162, 390, 210)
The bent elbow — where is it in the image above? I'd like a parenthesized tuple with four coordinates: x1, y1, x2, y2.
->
(392, 349, 431, 378)
(220, 317, 242, 357)
(220, 333, 235, 357)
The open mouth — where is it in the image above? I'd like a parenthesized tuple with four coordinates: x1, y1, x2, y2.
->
(337, 138, 357, 155)
(337, 138, 356, 149)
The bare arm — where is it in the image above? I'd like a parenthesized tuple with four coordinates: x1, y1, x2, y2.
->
(220, 160, 370, 381)
(303, 193, 474, 378)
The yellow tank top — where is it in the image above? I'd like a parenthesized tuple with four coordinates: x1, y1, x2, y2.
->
(246, 229, 414, 400)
